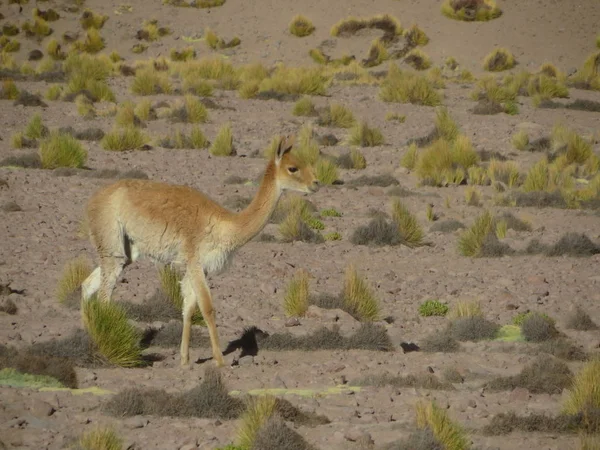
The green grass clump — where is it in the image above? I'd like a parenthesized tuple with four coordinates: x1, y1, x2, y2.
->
(39, 131, 87, 169)
(391, 198, 424, 247)
(315, 158, 339, 185)
(292, 96, 316, 116)
(415, 400, 470, 449)
(204, 28, 240, 50)
(380, 63, 442, 106)
(321, 208, 342, 217)
(0, 36, 20, 52)
(441, 0, 502, 22)
(82, 297, 142, 367)
(528, 74, 569, 105)
(324, 232, 342, 241)
(0, 368, 64, 389)
(101, 127, 148, 151)
(522, 157, 550, 192)
(22, 17, 52, 38)
(488, 159, 520, 188)
(283, 270, 310, 317)
(348, 122, 384, 147)
(419, 299, 449, 317)
(385, 112, 406, 122)
(483, 47, 516, 72)
(289, 15, 315, 37)
(56, 256, 92, 304)
(404, 24, 429, 47)
(318, 103, 355, 128)
(78, 426, 123, 450)
(47, 39, 66, 60)
(342, 264, 381, 322)
(457, 210, 495, 257)
(209, 123, 234, 156)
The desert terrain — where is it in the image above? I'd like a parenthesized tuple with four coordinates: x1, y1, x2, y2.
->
(1, 0, 600, 449)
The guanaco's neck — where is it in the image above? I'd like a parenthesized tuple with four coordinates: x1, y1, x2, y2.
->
(229, 160, 282, 247)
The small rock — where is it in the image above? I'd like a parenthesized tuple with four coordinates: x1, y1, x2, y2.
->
(509, 387, 530, 402)
(124, 416, 147, 429)
(468, 399, 477, 408)
(285, 317, 301, 327)
(344, 429, 372, 444)
(505, 303, 519, 310)
(29, 399, 55, 417)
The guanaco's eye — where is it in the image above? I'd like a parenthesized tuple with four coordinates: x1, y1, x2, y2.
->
(288, 167, 298, 173)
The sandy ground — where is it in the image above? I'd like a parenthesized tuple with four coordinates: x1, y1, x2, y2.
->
(1, 0, 600, 448)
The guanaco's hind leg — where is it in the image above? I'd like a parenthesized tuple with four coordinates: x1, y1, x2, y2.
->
(181, 268, 225, 367)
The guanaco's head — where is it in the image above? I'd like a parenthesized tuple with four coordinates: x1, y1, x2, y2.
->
(274, 135, 319, 194)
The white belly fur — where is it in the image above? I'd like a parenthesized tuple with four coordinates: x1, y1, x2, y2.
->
(201, 247, 235, 275)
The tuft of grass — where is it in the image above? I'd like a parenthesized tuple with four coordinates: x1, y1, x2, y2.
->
(488, 159, 520, 188)
(209, 123, 234, 156)
(72, 28, 105, 54)
(419, 299, 449, 317)
(380, 63, 442, 106)
(566, 307, 598, 331)
(348, 122, 384, 147)
(483, 47, 516, 72)
(292, 96, 316, 116)
(404, 24, 429, 47)
(450, 300, 482, 319)
(46, 39, 66, 60)
(39, 131, 87, 169)
(1, 79, 20, 100)
(56, 256, 92, 305)
(25, 113, 48, 139)
(80, 9, 108, 29)
(101, 127, 148, 151)
(317, 103, 355, 128)
(289, 15, 315, 37)
(315, 158, 339, 185)
(82, 297, 142, 367)
(391, 197, 424, 247)
(283, 270, 310, 317)
(278, 211, 325, 244)
(385, 112, 406, 122)
(22, 17, 52, 38)
(324, 232, 342, 241)
(171, 46, 197, 62)
(159, 265, 204, 325)
(342, 264, 381, 322)
(441, 0, 502, 21)
(405, 49, 432, 71)
(258, 65, 329, 96)
(0, 368, 64, 389)
(337, 147, 367, 170)
(75, 94, 96, 119)
(131, 68, 172, 95)
(522, 157, 550, 192)
(204, 27, 240, 50)
(236, 395, 278, 449)
(562, 358, 600, 416)
(521, 312, 559, 342)
(78, 426, 123, 450)
(512, 129, 530, 151)
(457, 210, 495, 257)
(415, 400, 470, 450)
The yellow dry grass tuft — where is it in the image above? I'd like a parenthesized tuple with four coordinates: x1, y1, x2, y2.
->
(342, 264, 381, 322)
(101, 127, 148, 151)
(441, 0, 502, 22)
(562, 358, 600, 416)
(315, 158, 339, 185)
(450, 300, 483, 319)
(391, 198, 424, 247)
(289, 15, 315, 37)
(283, 269, 310, 317)
(415, 400, 470, 450)
(56, 256, 92, 304)
(39, 131, 88, 169)
(236, 395, 278, 449)
(457, 210, 494, 257)
(380, 63, 442, 106)
(209, 123, 234, 156)
(483, 47, 516, 72)
(78, 426, 123, 450)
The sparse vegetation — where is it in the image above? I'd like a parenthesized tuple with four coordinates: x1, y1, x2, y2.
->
(483, 47, 516, 72)
(415, 400, 470, 449)
(317, 103, 355, 128)
(78, 426, 123, 450)
(283, 270, 310, 317)
(101, 127, 148, 151)
(419, 299, 449, 317)
(441, 0, 502, 21)
(39, 131, 88, 169)
(209, 123, 234, 156)
(342, 264, 381, 322)
(56, 256, 92, 306)
(348, 121, 385, 147)
(289, 15, 315, 37)
(380, 63, 442, 106)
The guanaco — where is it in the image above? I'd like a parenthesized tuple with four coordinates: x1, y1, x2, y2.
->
(80, 135, 319, 367)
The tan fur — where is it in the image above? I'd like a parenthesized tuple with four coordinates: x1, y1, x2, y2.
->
(81, 135, 318, 367)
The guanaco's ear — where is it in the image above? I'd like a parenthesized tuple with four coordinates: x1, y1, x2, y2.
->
(275, 134, 294, 163)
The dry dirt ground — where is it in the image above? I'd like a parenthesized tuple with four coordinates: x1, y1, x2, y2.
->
(1, 0, 600, 449)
